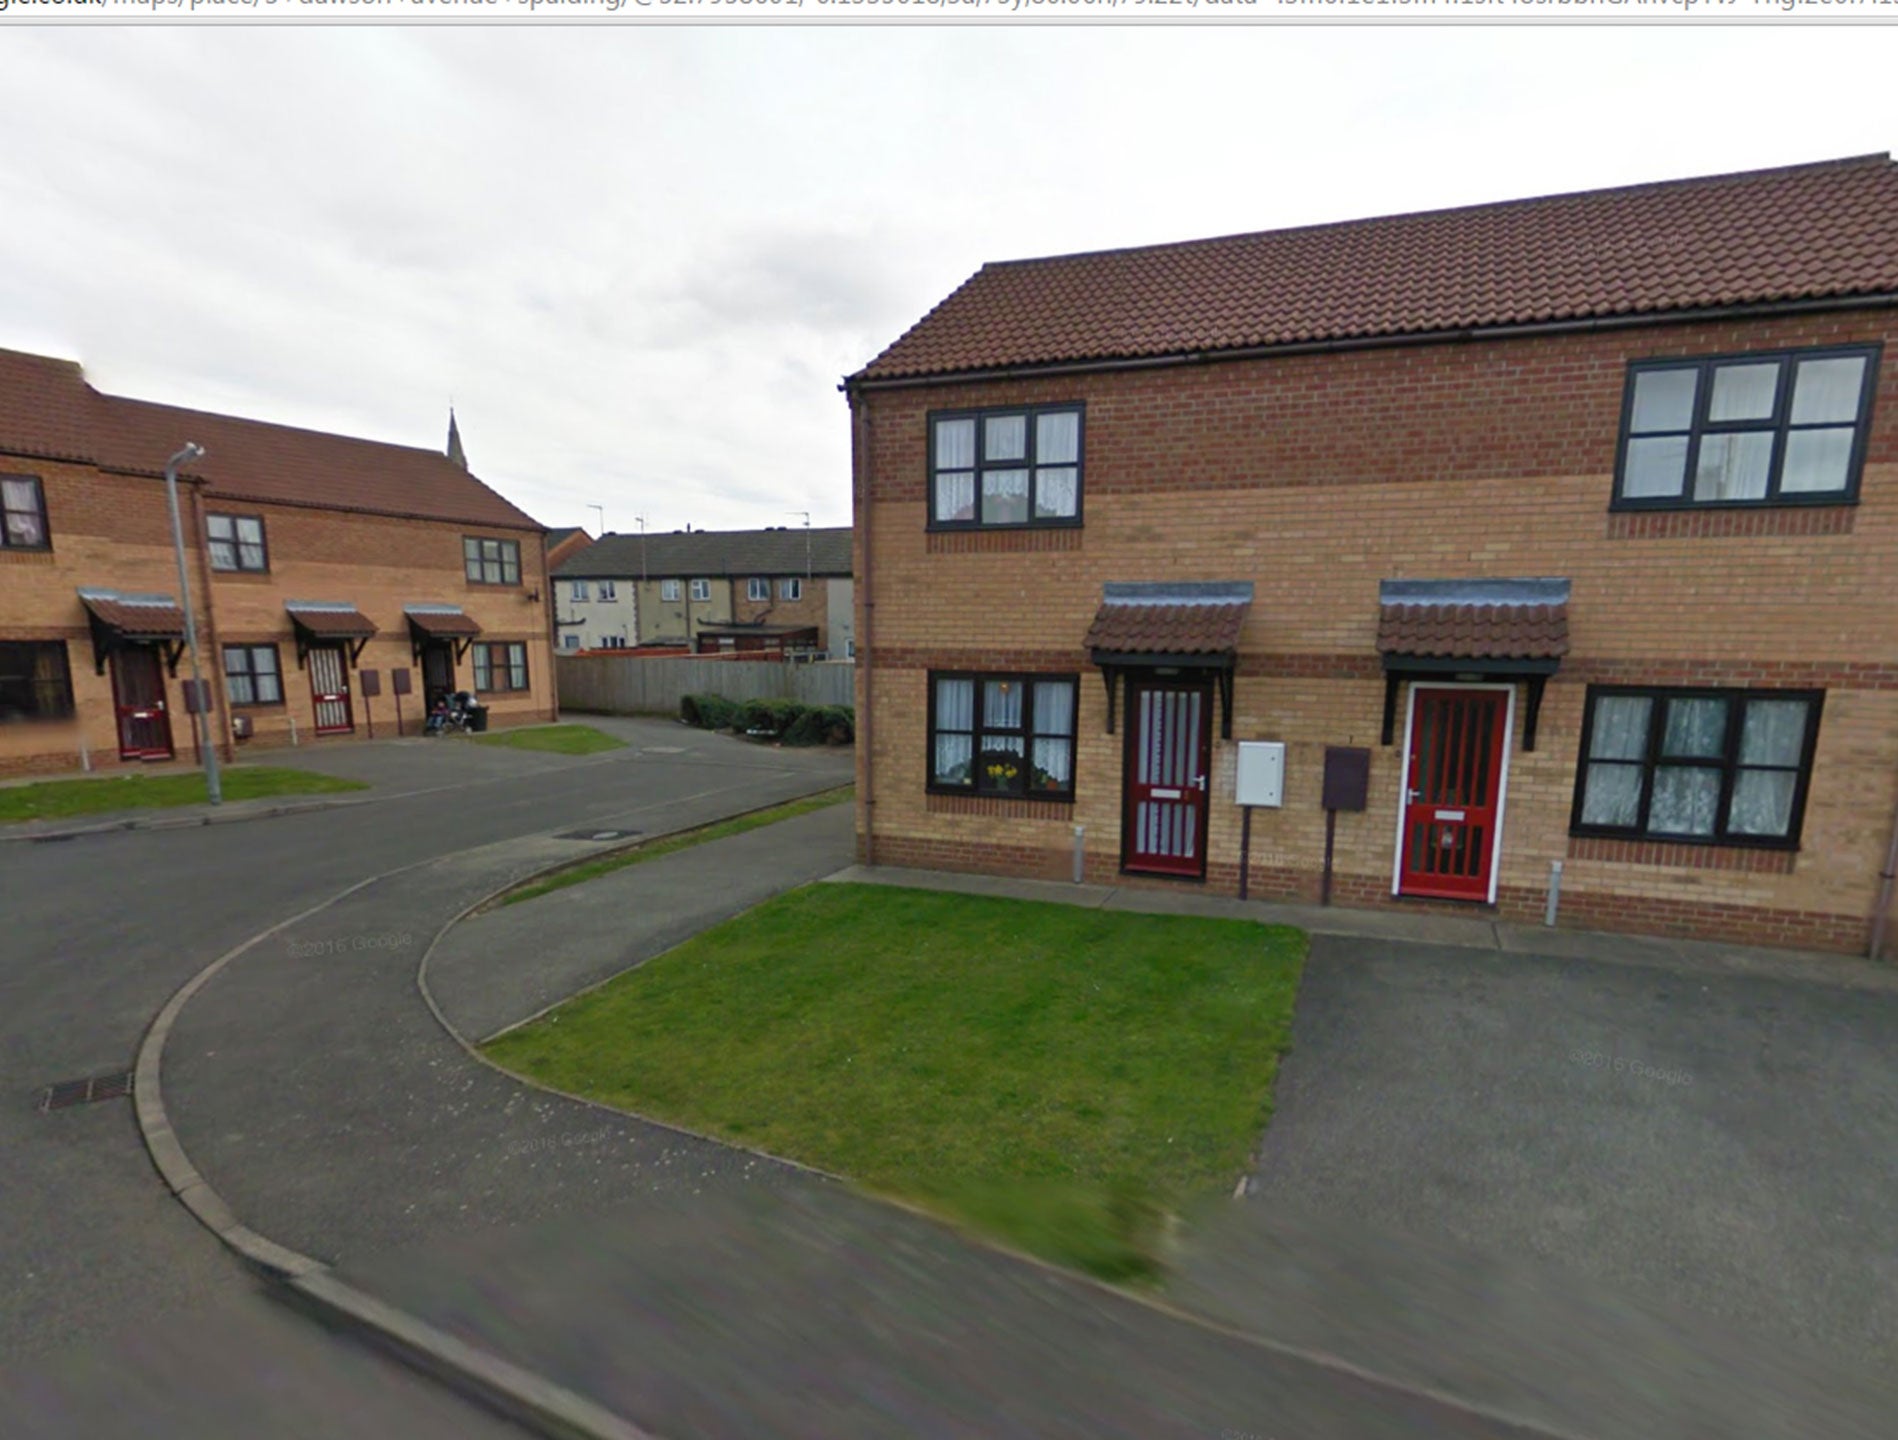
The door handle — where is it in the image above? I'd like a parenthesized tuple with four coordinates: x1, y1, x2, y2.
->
(1191, 775, 1207, 792)
(1408, 789, 1421, 801)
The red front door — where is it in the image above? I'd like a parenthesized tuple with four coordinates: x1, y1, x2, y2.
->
(308, 644, 354, 735)
(110, 646, 174, 761)
(1399, 687, 1509, 901)
(1123, 678, 1211, 878)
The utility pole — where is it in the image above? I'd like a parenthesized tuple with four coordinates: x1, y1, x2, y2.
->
(164, 442, 221, 806)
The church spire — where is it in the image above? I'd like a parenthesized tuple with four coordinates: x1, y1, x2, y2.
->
(446, 407, 467, 470)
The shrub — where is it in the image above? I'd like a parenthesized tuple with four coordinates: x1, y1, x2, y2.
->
(682, 694, 737, 731)
(781, 708, 830, 747)
(820, 705, 855, 744)
(736, 698, 806, 737)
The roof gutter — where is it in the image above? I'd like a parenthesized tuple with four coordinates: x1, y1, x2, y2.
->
(843, 290, 1898, 395)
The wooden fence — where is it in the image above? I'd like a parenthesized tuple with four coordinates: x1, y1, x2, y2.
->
(556, 654, 855, 716)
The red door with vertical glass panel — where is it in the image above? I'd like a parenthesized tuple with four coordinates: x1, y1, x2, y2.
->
(1123, 678, 1211, 878)
(1399, 688, 1509, 901)
(110, 646, 174, 761)
(308, 644, 354, 735)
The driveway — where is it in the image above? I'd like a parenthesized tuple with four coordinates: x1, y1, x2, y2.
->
(1171, 933, 1898, 1439)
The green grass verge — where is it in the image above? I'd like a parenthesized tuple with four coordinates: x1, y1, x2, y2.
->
(485, 883, 1305, 1282)
(498, 786, 854, 906)
(472, 724, 626, 756)
(0, 767, 367, 824)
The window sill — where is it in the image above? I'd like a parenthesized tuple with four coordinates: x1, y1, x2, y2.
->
(1606, 505, 1856, 540)
(1567, 834, 1797, 873)
(927, 528, 1082, 555)
(927, 790, 1074, 819)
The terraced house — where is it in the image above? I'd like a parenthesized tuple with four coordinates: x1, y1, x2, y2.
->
(846, 155, 1898, 957)
(0, 348, 554, 775)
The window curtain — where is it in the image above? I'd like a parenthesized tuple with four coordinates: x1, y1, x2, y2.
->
(981, 470, 1029, 524)
(1035, 468, 1079, 519)
(934, 678, 974, 784)
(1580, 695, 1650, 827)
(1729, 700, 1808, 836)
(1031, 681, 1075, 787)
(984, 680, 1023, 729)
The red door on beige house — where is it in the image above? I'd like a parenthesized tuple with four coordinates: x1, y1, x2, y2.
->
(1398, 687, 1510, 902)
(110, 646, 174, 761)
(308, 644, 354, 735)
(1123, 677, 1212, 878)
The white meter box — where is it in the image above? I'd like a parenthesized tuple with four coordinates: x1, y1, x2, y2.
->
(1234, 741, 1285, 808)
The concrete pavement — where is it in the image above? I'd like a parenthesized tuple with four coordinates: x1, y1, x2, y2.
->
(2, 720, 848, 1396)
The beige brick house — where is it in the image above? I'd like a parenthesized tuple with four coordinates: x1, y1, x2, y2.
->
(0, 348, 555, 775)
(846, 155, 1898, 957)
(553, 526, 853, 657)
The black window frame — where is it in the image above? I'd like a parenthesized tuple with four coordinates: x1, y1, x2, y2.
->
(926, 670, 1080, 801)
(927, 402, 1086, 532)
(1568, 685, 1824, 850)
(0, 474, 51, 551)
(0, 639, 74, 720)
(1612, 344, 1880, 511)
(206, 512, 269, 572)
(463, 536, 522, 586)
(472, 641, 530, 693)
(222, 643, 285, 707)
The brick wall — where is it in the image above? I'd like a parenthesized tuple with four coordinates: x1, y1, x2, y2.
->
(0, 461, 554, 776)
(852, 308, 1898, 957)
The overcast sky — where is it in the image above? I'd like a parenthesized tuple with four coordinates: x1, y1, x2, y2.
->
(1, 26, 1893, 535)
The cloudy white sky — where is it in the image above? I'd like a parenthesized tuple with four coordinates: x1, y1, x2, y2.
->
(1, 25, 1893, 534)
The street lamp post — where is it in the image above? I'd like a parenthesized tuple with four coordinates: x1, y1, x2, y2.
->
(164, 442, 221, 806)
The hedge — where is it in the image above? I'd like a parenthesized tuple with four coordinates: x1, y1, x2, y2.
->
(681, 694, 854, 746)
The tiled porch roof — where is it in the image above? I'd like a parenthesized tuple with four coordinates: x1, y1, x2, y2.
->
(1085, 582, 1253, 657)
(1377, 579, 1570, 660)
(78, 588, 186, 640)
(285, 601, 379, 639)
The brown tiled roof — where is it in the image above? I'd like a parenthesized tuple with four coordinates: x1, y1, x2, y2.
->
(80, 591, 186, 639)
(1086, 582, 1253, 656)
(405, 606, 484, 639)
(1377, 580, 1570, 661)
(285, 603, 379, 639)
(857, 155, 1898, 382)
(0, 345, 541, 531)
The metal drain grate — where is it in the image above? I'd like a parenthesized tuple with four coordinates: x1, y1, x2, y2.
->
(554, 828, 642, 843)
(38, 1071, 135, 1112)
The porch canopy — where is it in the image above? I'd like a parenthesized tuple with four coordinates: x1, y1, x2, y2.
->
(405, 604, 482, 662)
(79, 588, 186, 674)
(1375, 578, 1570, 750)
(285, 600, 379, 666)
(1085, 581, 1253, 738)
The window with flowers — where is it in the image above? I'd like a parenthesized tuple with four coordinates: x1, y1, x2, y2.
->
(928, 673, 1077, 799)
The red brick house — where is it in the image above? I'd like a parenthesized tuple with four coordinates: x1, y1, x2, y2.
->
(0, 348, 555, 775)
(845, 155, 1898, 957)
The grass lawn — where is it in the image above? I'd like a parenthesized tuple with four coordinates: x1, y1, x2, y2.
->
(485, 883, 1305, 1282)
(472, 724, 626, 756)
(0, 767, 367, 824)
(499, 786, 854, 906)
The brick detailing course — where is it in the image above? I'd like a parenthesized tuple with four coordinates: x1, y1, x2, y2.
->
(1566, 836, 1799, 874)
(927, 529, 1083, 555)
(1606, 506, 1857, 540)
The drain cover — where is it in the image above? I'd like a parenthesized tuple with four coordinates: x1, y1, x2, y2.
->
(555, 828, 642, 843)
(39, 1071, 134, 1112)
